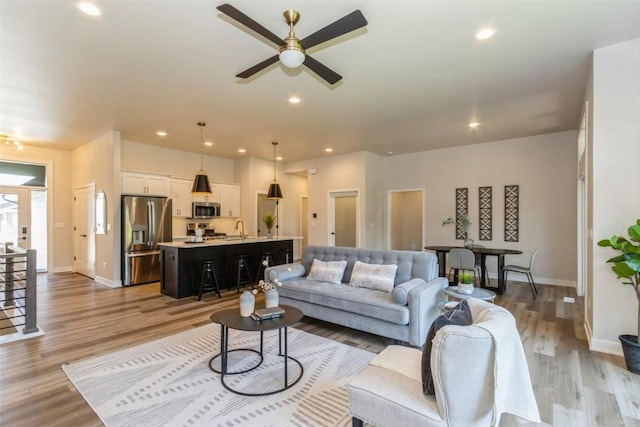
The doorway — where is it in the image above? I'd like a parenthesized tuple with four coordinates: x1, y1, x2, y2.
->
(388, 189, 424, 251)
(73, 184, 96, 278)
(0, 186, 48, 271)
(256, 193, 277, 238)
(328, 190, 358, 247)
(300, 196, 308, 253)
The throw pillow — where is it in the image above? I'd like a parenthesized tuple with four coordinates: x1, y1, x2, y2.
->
(348, 261, 398, 293)
(306, 259, 347, 285)
(421, 300, 473, 395)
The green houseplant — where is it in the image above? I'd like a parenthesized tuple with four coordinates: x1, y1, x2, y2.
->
(597, 218, 640, 374)
(262, 213, 277, 238)
(457, 270, 474, 295)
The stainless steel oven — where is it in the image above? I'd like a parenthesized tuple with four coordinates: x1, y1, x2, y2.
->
(191, 202, 220, 219)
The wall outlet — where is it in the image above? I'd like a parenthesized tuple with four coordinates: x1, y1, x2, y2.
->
(563, 296, 575, 303)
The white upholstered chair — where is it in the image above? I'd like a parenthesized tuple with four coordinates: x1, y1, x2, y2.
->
(347, 299, 540, 427)
(448, 248, 480, 285)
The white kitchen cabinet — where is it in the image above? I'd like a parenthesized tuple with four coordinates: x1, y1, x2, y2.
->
(217, 183, 241, 217)
(122, 171, 169, 196)
(169, 178, 193, 217)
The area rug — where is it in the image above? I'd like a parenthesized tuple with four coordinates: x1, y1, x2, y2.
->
(62, 324, 375, 427)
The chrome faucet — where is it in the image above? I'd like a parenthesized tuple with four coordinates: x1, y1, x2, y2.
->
(235, 219, 246, 240)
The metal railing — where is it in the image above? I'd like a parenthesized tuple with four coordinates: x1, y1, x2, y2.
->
(1, 242, 39, 335)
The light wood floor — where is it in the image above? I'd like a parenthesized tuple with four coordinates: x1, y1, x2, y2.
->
(1, 273, 639, 427)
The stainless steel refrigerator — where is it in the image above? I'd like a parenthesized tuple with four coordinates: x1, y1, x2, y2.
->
(121, 195, 172, 286)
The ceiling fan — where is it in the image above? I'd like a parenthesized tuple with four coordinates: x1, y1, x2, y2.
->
(216, 3, 368, 85)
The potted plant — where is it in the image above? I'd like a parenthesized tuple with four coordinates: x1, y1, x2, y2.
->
(262, 213, 277, 238)
(597, 218, 640, 374)
(457, 270, 475, 295)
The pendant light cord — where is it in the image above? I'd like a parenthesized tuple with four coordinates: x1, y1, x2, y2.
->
(272, 141, 278, 182)
(198, 121, 206, 172)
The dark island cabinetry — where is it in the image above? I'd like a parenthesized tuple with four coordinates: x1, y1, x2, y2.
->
(160, 239, 294, 299)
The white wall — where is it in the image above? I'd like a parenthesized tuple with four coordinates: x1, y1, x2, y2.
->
(385, 131, 578, 285)
(71, 131, 121, 284)
(589, 37, 640, 355)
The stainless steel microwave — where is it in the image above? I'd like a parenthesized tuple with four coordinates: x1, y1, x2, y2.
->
(191, 202, 220, 219)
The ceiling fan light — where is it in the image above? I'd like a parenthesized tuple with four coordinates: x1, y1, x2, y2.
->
(279, 48, 305, 68)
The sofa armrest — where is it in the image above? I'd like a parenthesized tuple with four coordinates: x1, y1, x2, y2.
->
(406, 277, 448, 347)
(264, 263, 306, 283)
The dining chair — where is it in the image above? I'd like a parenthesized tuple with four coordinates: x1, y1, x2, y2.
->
(472, 244, 492, 287)
(503, 249, 538, 298)
(448, 248, 479, 285)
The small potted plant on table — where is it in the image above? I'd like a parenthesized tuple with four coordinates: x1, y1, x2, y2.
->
(457, 270, 475, 295)
(598, 218, 640, 374)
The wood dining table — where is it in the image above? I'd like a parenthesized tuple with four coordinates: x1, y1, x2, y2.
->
(424, 245, 523, 294)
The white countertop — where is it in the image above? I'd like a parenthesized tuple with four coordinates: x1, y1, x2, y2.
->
(160, 236, 302, 248)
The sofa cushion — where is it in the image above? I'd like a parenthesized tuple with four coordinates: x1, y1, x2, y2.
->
(421, 300, 473, 395)
(278, 279, 410, 325)
(306, 259, 347, 284)
(349, 261, 398, 293)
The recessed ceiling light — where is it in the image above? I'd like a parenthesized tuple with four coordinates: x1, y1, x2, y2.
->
(475, 28, 495, 40)
(325, 148, 333, 153)
(289, 96, 301, 104)
(276, 156, 283, 161)
(204, 141, 213, 146)
(468, 121, 480, 128)
(156, 130, 167, 137)
(77, 2, 102, 16)
(238, 148, 246, 153)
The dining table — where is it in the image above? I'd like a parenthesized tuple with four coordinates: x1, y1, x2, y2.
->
(424, 245, 523, 294)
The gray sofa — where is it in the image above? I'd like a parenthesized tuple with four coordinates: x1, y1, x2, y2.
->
(264, 245, 448, 347)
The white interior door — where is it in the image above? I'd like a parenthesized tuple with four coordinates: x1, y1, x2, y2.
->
(73, 185, 96, 278)
(0, 187, 31, 249)
(257, 193, 277, 237)
(328, 190, 358, 247)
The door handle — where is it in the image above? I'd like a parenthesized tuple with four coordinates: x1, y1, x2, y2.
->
(20, 237, 27, 240)
(331, 232, 335, 235)
(80, 234, 87, 237)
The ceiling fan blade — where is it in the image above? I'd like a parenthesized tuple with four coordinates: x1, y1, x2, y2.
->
(236, 55, 280, 79)
(303, 55, 342, 85)
(217, 3, 284, 47)
(300, 10, 367, 50)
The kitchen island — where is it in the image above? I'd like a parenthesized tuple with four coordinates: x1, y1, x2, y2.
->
(159, 237, 299, 299)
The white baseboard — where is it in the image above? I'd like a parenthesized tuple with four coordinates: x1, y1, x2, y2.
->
(590, 337, 623, 357)
(491, 272, 576, 288)
(52, 266, 73, 273)
(94, 275, 122, 288)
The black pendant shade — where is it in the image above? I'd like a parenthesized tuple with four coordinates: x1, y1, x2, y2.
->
(192, 173, 212, 194)
(192, 121, 213, 194)
(268, 182, 283, 199)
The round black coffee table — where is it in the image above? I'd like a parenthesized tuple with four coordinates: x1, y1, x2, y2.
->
(209, 305, 304, 396)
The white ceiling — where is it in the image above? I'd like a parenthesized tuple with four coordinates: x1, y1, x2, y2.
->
(2, 0, 640, 162)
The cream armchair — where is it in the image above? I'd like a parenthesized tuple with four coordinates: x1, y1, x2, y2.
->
(347, 299, 540, 427)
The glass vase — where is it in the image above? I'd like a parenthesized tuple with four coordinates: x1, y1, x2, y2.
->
(464, 237, 474, 249)
(239, 290, 255, 317)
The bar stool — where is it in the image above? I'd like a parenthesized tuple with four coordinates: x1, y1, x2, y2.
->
(235, 254, 253, 293)
(197, 260, 221, 301)
(282, 247, 293, 264)
(256, 252, 274, 283)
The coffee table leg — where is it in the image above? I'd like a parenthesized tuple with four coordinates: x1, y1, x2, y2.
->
(260, 331, 264, 356)
(221, 324, 228, 375)
(278, 328, 282, 355)
(284, 326, 288, 388)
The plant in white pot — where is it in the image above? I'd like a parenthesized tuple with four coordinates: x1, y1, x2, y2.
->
(597, 218, 640, 374)
(457, 270, 475, 295)
(262, 213, 277, 239)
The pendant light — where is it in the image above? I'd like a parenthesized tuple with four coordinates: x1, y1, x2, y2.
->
(267, 141, 283, 199)
(191, 121, 212, 194)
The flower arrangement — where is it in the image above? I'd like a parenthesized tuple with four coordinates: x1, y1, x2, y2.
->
(252, 260, 285, 294)
(442, 214, 471, 233)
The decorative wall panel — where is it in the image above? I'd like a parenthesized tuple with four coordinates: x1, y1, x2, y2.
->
(479, 186, 492, 241)
(504, 185, 519, 242)
(456, 188, 469, 239)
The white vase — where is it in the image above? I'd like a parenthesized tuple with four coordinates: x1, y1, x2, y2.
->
(239, 290, 255, 317)
(267, 230, 273, 239)
(457, 283, 474, 295)
(265, 288, 279, 308)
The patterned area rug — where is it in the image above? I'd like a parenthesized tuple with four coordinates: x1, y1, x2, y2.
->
(63, 324, 375, 427)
